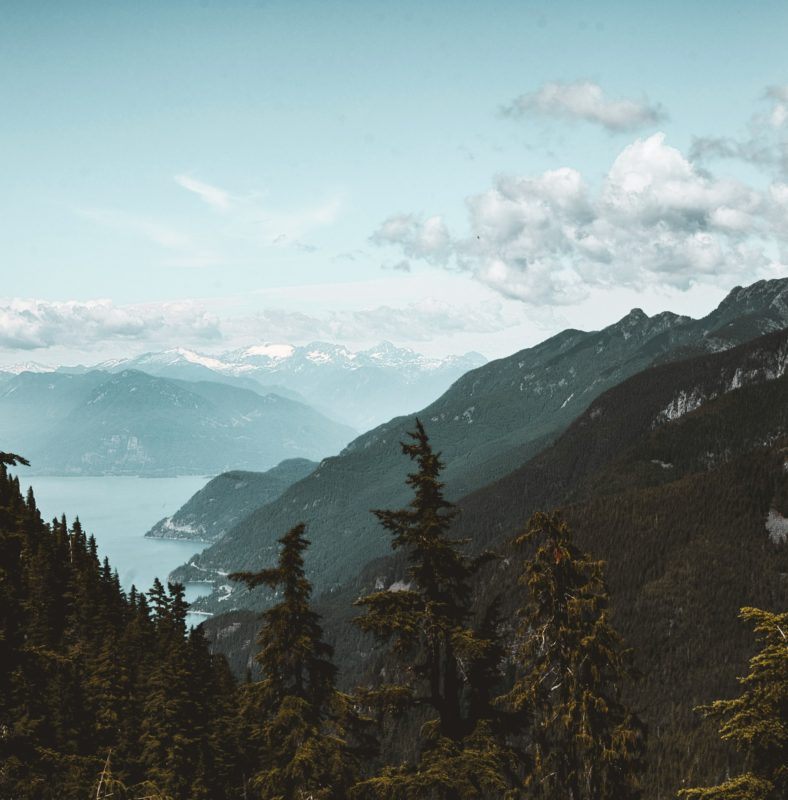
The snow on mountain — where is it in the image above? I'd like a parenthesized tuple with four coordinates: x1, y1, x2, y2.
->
(51, 342, 485, 431)
(0, 361, 57, 375)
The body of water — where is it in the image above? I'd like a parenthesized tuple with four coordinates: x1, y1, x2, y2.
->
(18, 474, 214, 627)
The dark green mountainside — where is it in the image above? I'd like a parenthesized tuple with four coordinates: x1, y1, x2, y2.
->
(205, 327, 788, 798)
(175, 278, 788, 611)
(145, 458, 317, 543)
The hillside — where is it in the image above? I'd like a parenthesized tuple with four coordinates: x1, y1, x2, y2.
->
(205, 328, 788, 798)
(145, 458, 317, 542)
(2, 370, 355, 476)
(174, 278, 788, 608)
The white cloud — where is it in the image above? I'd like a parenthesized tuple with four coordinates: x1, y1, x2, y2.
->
(174, 174, 232, 210)
(691, 84, 788, 176)
(172, 173, 343, 243)
(0, 291, 521, 358)
(371, 214, 452, 264)
(503, 80, 666, 132)
(78, 178, 343, 270)
(0, 299, 221, 351)
(373, 133, 787, 304)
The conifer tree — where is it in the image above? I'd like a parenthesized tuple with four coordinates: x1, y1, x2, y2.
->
(502, 511, 645, 800)
(230, 522, 370, 799)
(352, 420, 516, 799)
(678, 607, 787, 800)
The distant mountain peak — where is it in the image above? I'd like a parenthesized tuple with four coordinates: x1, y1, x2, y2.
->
(241, 343, 295, 360)
(0, 361, 55, 375)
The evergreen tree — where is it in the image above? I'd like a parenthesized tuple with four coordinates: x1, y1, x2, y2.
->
(0, 457, 239, 799)
(678, 607, 787, 800)
(352, 420, 516, 799)
(230, 522, 371, 799)
(502, 511, 645, 800)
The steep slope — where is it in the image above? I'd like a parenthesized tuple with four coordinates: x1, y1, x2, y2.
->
(205, 330, 788, 798)
(17, 370, 355, 476)
(145, 458, 317, 542)
(175, 278, 788, 608)
(451, 325, 788, 549)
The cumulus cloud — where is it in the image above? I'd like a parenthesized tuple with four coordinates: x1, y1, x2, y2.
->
(372, 133, 786, 305)
(371, 214, 452, 264)
(502, 80, 666, 132)
(691, 84, 788, 177)
(0, 299, 221, 351)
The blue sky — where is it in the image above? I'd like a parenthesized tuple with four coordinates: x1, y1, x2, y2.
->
(2, 0, 787, 363)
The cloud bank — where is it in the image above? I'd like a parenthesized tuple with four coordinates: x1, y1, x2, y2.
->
(373, 133, 786, 305)
(502, 81, 666, 132)
(0, 297, 517, 356)
(0, 300, 222, 351)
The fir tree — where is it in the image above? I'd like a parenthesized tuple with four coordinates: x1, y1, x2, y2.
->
(678, 607, 787, 800)
(230, 522, 370, 799)
(352, 420, 516, 799)
(502, 511, 645, 800)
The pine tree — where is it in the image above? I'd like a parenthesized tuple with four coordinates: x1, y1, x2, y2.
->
(0, 461, 240, 799)
(678, 607, 787, 800)
(352, 420, 516, 799)
(139, 582, 202, 798)
(230, 522, 370, 799)
(502, 511, 645, 800)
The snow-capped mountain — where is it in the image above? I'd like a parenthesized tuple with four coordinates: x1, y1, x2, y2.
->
(0, 361, 56, 375)
(65, 342, 486, 430)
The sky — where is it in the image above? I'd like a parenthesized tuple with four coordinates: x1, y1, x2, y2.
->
(1, 0, 787, 365)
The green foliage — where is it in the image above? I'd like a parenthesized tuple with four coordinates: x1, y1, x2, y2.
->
(678, 608, 787, 800)
(0, 462, 240, 800)
(502, 511, 645, 800)
(352, 722, 517, 800)
(230, 523, 373, 799)
(145, 460, 317, 543)
(354, 420, 517, 796)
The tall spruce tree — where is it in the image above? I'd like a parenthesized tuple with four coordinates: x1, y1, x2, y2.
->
(230, 522, 371, 799)
(502, 511, 645, 800)
(352, 420, 516, 799)
(678, 607, 787, 800)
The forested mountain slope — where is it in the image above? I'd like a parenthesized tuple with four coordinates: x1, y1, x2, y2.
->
(145, 458, 317, 543)
(177, 278, 788, 610)
(205, 331, 788, 798)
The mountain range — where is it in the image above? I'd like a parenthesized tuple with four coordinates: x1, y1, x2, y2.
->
(189, 280, 788, 794)
(0, 370, 354, 476)
(3, 342, 487, 431)
(169, 278, 788, 608)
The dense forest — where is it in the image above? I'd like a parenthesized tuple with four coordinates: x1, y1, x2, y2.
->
(1, 422, 785, 799)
